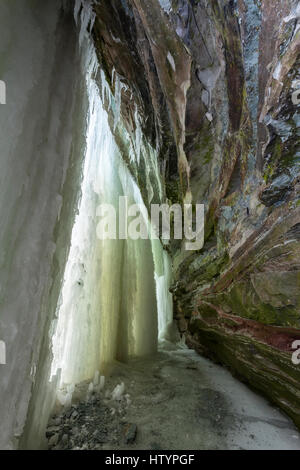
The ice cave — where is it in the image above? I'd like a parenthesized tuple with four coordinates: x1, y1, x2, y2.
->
(1, 0, 300, 452)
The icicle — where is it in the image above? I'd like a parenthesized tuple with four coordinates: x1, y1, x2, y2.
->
(89, 10, 96, 33)
(100, 69, 111, 110)
(74, 0, 82, 24)
(113, 73, 128, 132)
(134, 104, 142, 165)
(114, 74, 121, 131)
(111, 67, 116, 88)
(78, 0, 96, 47)
(152, 243, 173, 340)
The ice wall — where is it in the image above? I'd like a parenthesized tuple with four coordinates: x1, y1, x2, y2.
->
(117, 170, 159, 361)
(50, 51, 160, 385)
(50, 54, 124, 386)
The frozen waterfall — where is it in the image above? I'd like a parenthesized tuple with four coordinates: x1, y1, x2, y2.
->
(50, 42, 173, 387)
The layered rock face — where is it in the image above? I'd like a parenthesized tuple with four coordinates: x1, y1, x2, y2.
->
(172, 0, 300, 428)
(91, 0, 300, 427)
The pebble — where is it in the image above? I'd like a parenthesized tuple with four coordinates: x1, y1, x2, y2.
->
(124, 424, 137, 444)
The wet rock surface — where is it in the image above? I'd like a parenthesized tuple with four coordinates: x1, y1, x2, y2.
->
(260, 173, 292, 206)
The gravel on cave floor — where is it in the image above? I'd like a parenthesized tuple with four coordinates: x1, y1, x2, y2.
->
(46, 342, 300, 450)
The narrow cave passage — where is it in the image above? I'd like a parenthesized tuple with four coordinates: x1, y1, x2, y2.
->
(1, 0, 300, 452)
(49, 347, 300, 451)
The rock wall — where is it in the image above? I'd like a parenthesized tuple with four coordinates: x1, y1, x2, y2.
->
(0, 0, 88, 449)
(171, 0, 300, 427)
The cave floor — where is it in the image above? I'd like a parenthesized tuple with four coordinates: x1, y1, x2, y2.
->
(47, 343, 300, 450)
